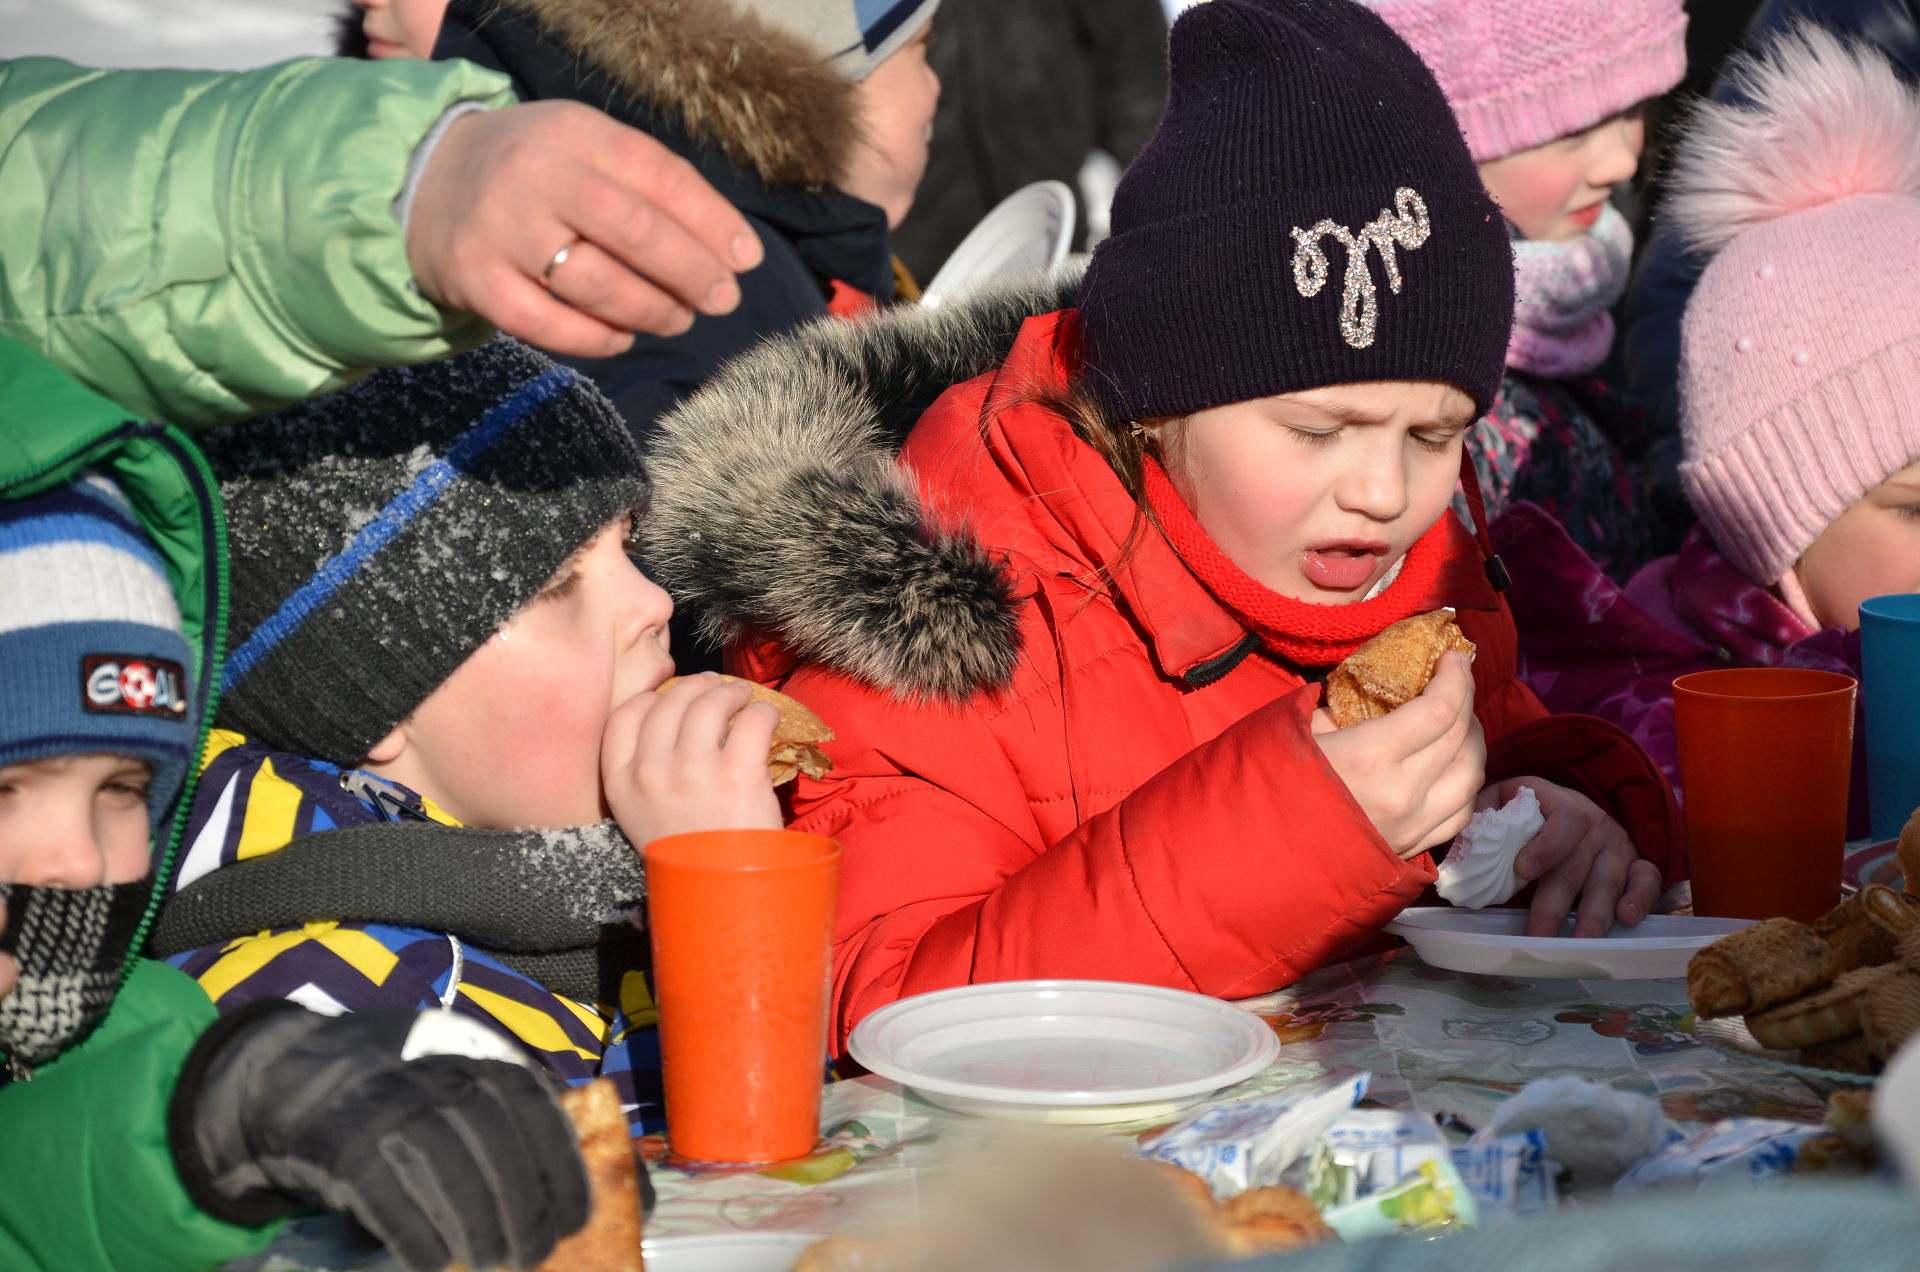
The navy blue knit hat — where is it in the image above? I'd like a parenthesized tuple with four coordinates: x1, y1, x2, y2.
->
(1077, 0, 1514, 422)
(0, 475, 195, 824)
(203, 338, 648, 767)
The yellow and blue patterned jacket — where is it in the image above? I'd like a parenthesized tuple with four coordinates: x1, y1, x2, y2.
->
(162, 731, 663, 1134)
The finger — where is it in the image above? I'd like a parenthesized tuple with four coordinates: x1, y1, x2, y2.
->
(723, 701, 781, 768)
(543, 237, 696, 339)
(601, 691, 663, 787)
(585, 112, 763, 273)
(1309, 707, 1337, 736)
(564, 164, 746, 318)
(467, 269, 638, 360)
(1378, 652, 1477, 756)
(633, 673, 726, 760)
(1525, 863, 1583, 939)
(482, 1071, 591, 1257)
(1616, 858, 1663, 926)
(1515, 802, 1592, 883)
(1570, 846, 1628, 940)
(672, 681, 758, 754)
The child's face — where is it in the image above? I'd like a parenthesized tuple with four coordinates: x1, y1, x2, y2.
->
(1477, 106, 1647, 241)
(840, 24, 940, 228)
(1793, 459, 1920, 631)
(1159, 380, 1474, 603)
(351, 0, 450, 58)
(0, 755, 153, 889)
(364, 515, 675, 828)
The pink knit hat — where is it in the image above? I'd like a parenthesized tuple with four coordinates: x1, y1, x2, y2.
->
(1670, 26, 1920, 589)
(1361, 0, 1687, 161)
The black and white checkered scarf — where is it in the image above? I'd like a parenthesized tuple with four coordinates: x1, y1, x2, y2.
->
(0, 878, 151, 1072)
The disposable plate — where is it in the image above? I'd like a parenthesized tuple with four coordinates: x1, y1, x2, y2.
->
(846, 979, 1278, 1124)
(1385, 908, 1754, 979)
(1842, 839, 1906, 893)
(920, 180, 1076, 307)
(640, 1233, 820, 1272)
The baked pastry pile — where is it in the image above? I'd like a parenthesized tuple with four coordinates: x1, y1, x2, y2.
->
(1688, 886, 1920, 1073)
(1325, 609, 1476, 729)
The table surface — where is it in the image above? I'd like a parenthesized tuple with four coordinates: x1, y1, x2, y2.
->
(639, 945, 1839, 1243)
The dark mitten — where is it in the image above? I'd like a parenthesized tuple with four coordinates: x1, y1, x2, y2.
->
(170, 1002, 591, 1272)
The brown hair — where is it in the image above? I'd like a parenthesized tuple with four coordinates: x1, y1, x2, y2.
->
(1017, 376, 1178, 584)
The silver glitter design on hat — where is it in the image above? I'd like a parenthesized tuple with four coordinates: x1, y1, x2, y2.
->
(1290, 187, 1432, 349)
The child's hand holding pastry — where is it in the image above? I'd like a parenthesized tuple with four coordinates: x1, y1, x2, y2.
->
(1474, 776, 1662, 938)
(602, 672, 784, 847)
(1312, 652, 1486, 858)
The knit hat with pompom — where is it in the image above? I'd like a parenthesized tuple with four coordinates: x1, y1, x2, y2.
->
(1671, 25, 1920, 589)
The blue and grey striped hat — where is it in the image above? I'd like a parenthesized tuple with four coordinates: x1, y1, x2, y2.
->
(0, 474, 195, 822)
(203, 338, 648, 767)
(736, 0, 939, 78)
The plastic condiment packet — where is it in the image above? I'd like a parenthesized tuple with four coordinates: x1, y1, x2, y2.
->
(1613, 1118, 1823, 1196)
(1137, 1072, 1369, 1199)
(1308, 1108, 1480, 1239)
(1451, 1130, 1553, 1221)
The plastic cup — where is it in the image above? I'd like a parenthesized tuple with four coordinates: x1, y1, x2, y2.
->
(644, 830, 840, 1165)
(1673, 668, 1856, 923)
(1859, 594, 1920, 841)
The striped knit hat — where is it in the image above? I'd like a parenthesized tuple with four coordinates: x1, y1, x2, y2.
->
(203, 338, 648, 767)
(0, 474, 195, 821)
(732, 0, 940, 79)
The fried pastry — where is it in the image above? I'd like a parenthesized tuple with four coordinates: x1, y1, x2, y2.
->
(657, 674, 833, 785)
(1687, 918, 1840, 1018)
(1145, 1160, 1221, 1227)
(1798, 1033, 1878, 1076)
(1325, 609, 1476, 729)
(1744, 964, 1896, 1050)
(1863, 967, 1920, 1061)
(1899, 805, 1920, 890)
(1218, 1186, 1339, 1256)
(1816, 886, 1905, 970)
(1899, 926, 1920, 975)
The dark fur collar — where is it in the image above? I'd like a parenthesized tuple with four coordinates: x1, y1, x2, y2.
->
(493, 0, 862, 189)
(641, 269, 1084, 699)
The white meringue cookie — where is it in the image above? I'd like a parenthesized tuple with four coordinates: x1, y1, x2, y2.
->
(1436, 785, 1543, 909)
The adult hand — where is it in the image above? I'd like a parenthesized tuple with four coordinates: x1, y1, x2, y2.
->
(1477, 776, 1662, 939)
(0, 900, 14, 1003)
(1312, 652, 1485, 858)
(602, 672, 785, 848)
(407, 101, 764, 358)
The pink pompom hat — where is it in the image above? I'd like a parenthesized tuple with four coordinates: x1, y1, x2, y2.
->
(1361, 0, 1687, 161)
(1668, 26, 1920, 592)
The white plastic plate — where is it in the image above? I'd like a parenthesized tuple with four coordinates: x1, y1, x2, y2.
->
(920, 180, 1076, 308)
(845, 979, 1278, 1124)
(1385, 908, 1754, 979)
(640, 1233, 819, 1272)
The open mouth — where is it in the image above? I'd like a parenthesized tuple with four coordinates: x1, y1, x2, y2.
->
(1302, 541, 1388, 591)
(1565, 202, 1605, 231)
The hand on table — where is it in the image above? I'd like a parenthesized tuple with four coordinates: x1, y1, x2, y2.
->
(407, 101, 764, 358)
(1476, 776, 1662, 938)
(602, 672, 785, 848)
(1312, 652, 1486, 859)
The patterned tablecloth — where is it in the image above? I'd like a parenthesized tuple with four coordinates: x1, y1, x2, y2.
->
(638, 945, 1836, 1242)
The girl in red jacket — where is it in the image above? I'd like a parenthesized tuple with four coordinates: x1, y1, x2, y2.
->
(643, 0, 1681, 1051)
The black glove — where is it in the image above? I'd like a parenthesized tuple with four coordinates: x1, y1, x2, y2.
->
(170, 1001, 591, 1272)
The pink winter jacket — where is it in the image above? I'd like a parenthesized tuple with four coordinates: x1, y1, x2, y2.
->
(1492, 502, 1868, 838)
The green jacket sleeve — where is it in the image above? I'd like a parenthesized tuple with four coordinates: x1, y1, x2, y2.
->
(0, 960, 283, 1272)
(0, 55, 517, 429)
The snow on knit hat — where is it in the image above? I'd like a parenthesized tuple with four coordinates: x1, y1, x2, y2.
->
(1359, 0, 1687, 162)
(0, 474, 194, 823)
(1077, 0, 1514, 425)
(203, 338, 649, 767)
(730, 0, 939, 79)
(1668, 26, 1920, 588)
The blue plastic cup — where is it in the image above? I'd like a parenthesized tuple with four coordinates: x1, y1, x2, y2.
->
(1859, 593, 1920, 840)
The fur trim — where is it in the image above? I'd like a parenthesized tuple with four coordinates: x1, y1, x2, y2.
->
(1666, 24, 1920, 256)
(642, 268, 1085, 699)
(495, 0, 861, 189)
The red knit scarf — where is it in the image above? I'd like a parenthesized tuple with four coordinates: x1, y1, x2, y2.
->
(1141, 455, 1452, 667)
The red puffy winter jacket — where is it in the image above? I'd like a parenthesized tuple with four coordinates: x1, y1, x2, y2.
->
(641, 282, 1681, 1053)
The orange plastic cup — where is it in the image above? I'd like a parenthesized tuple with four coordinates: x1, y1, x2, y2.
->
(643, 829, 840, 1165)
(1672, 668, 1856, 923)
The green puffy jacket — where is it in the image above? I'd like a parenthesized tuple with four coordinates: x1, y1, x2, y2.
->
(0, 336, 277, 1270)
(0, 55, 515, 429)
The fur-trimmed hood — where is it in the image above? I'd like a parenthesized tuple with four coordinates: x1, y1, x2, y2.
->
(469, 0, 861, 189)
(642, 268, 1083, 699)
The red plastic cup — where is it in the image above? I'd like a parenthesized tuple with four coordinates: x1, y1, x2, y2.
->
(643, 830, 840, 1165)
(1672, 668, 1856, 923)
